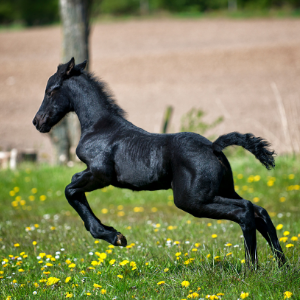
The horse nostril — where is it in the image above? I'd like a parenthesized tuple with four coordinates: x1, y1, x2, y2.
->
(33, 118, 37, 126)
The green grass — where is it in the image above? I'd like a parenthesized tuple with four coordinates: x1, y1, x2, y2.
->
(0, 155, 299, 299)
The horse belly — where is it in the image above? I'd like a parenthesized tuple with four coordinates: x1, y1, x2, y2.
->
(114, 160, 171, 191)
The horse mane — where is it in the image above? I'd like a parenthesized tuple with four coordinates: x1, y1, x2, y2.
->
(84, 71, 126, 119)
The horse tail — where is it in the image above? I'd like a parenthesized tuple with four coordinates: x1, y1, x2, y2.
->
(212, 132, 276, 170)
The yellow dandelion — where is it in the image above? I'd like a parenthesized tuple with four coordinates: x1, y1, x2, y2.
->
(151, 207, 158, 212)
(240, 292, 249, 299)
(280, 237, 288, 243)
(18, 269, 24, 272)
(284, 291, 293, 299)
(181, 281, 190, 287)
(164, 268, 169, 272)
(101, 208, 108, 214)
(253, 197, 259, 203)
(157, 281, 165, 285)
(117, 275, 123, 279)
(40, 195, 46, 201)
(46, 277, 60, 286)
(65, 277, 71, 283)
(94, 283, 102, 288)
(65, 292, 73, 298)
(276, 224, 283, 230)
(188, 292, 199, 298)
(211, 234, 217, 238)
(119, 260, 129, 266)
(68, 263, 76, 268)
(286, 244, 294, 248)
(207, 223, 212, 227)
(31, 188, 37, 194)
(14, 243, 20, 247)
(100, 289, 106, 294)
(283, 231, 290, 236)
(280, 197, 286, 202)
(291, 236, 298, 242)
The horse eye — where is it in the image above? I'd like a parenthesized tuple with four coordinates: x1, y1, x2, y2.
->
(47, 90, 54, 97)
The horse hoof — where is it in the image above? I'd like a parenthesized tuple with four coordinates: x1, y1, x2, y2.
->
(116, 234, 127, 246)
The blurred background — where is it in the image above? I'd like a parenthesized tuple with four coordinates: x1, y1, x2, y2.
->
(1, 0, 300, 166)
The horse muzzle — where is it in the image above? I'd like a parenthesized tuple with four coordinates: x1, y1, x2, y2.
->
(32, 114, 51, 133)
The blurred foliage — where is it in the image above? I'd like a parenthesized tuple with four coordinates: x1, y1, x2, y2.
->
(0, 0, 59, 26)
(0, 0, 300, 26)
(181, 108, 223, 137)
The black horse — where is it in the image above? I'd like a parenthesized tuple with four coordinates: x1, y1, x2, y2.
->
(33, 58, 286, 267)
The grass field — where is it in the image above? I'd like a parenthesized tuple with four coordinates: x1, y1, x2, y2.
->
(0, 154, 299, 299)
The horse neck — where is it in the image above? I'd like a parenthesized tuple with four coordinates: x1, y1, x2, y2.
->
(69, 79, 112, 133)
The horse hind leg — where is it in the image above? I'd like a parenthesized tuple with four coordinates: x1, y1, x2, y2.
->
(173, 186, 258, 267)
(253, 204, 287, 266)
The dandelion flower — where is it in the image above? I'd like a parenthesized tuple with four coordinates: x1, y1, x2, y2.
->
(65, 277, 71, 283)
(291, 236, 298, 242)
(284, 291, 293, 299)
(46, 277, 60, 286)
(100, 289, 106, 294)
(94, 283, 101, 288)
(280, 237, 288, 243)
(181, 281, 190, 287)
(240, 292, 249, 299)
(157, 281, 165, 285)
(117, 275, 123, 279)
(68, 263, 76, 268)
(211, 234, 217, 238)
(286, 244, 294, 248)
(276, 224, 283, 230)
(164, 268, 169, 272)
(119, 260, 129, 266)
(65, 292, 73, 298)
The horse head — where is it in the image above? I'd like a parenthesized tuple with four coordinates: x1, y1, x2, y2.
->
(33, 57, 87, 133)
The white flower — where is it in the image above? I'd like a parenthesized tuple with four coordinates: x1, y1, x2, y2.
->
(37, 256, 41, 260)
(33, 291, 37, 295)
(55, 255, 60, 259)
(185, 241, 190, 244)
(89, 252, 93, 255)
(61, 248, 65, 251)
(55, 251, 61, 255)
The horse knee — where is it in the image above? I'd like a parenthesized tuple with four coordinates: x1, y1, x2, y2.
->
(240, 200, 256, 230)
(65, 185, 76, 199)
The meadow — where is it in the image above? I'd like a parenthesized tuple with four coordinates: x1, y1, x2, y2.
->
(0, 154, 299, 299)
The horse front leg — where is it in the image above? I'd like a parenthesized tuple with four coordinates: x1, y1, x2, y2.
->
(65, 170, 127, 246)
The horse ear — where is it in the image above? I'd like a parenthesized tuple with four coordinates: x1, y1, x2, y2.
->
(65, 57, 75, 76)
(76, 60, 88, 72)
(59, 57, 75, 77)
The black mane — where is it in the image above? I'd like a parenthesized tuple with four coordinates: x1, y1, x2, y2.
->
(84, 71, 126, 119)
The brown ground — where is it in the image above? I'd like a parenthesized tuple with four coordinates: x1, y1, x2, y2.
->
(1, 18, 300, 161)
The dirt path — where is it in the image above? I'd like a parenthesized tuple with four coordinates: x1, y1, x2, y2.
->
(1, 18, 300, 161)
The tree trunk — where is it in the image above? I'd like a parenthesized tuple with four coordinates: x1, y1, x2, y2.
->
(50, 0, 91, 164)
